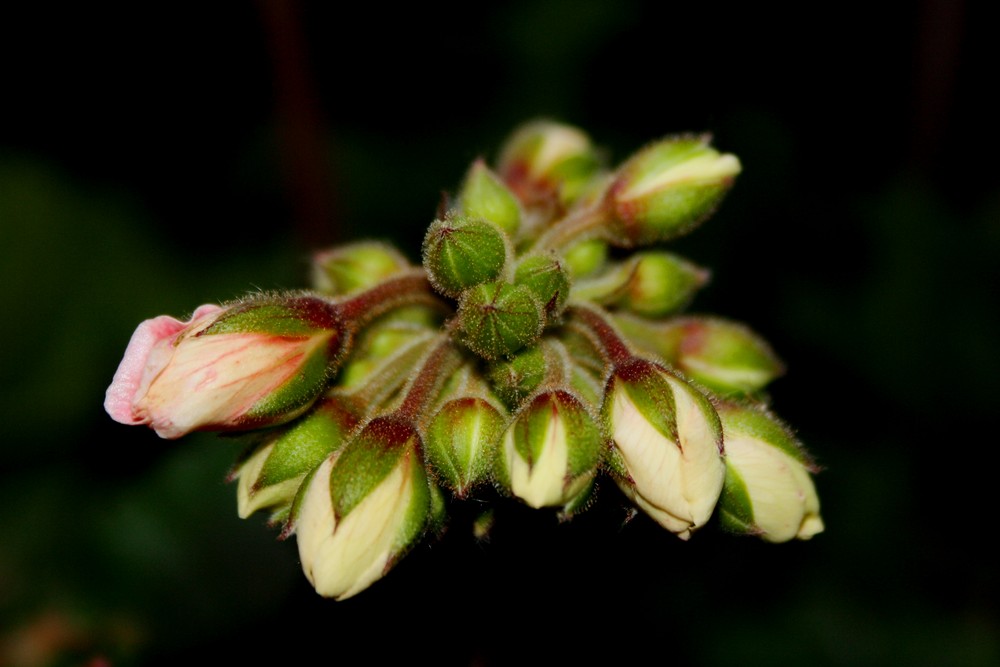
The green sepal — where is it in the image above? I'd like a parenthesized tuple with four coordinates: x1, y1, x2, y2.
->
(718, 462, 756, 534)
(390, 450, 431, 560)
(603, 359, 679, 445)
(458, 158, 522, 236)
(486, 344, 547, 408)
(514, 253, 571, 319)
(717, 400, 815, 468)
(311, 241, 412, 296)
(201, 295, 340, 337)
(258, 396, 361, 487)
(424, 397, 505, 497)
(328, 416, 413, 520)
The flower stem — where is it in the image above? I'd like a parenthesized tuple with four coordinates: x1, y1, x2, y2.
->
(566, 303, 634, 367)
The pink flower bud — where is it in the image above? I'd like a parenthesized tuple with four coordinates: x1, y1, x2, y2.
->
(105, 296, 346, 439)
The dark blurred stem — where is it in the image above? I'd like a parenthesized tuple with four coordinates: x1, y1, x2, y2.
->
(257, 0, 340, 250)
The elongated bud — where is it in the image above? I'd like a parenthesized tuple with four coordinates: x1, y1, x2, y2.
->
(105, 295, 347, 439)
(607, 135, 741, 247)
(716, 401, 823, 542)
(294, 415, 431, 600)
(513, 253, 571, 320)
(573, 251, 709, 317)
(602, 357, 725, 540)
(232, 395, 362, 525)
(311, 241, 412, 296)
(422, 215, 509, 298)
(424, 397, 506, 498)
(458, 158, 522, 236)
(496, 389, 604, 511)
(614, 314, 785, 396)
(496, 119, 602, 210)
(456, 282, 543, 360)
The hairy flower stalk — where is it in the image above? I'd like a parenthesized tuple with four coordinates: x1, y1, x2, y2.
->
(105, 119, 823, 600)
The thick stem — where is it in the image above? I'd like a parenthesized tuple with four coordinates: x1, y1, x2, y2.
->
(336, 269, 445, 326)
(530, 203, 611, 254)
(395, 331, 465, 422)
(566, 303, 634, 367)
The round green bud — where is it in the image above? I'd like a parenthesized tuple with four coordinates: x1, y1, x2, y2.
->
(486, 344, 548, 407)
(458, 158, 522, 236)
(456, 282, 543, 360)
(513, 254, 571, 319)
(422, 215, 509, 298)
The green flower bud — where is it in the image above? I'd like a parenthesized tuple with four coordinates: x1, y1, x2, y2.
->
(602, 358, 725, 540)
(486, 344, 548, 408)
(232, 395, 362, 525)
(293, 415, 431, 600)
(613, 314, 785, 396)
(607, 135, 741, 247)
(496, 119, 602, 210)
(496, 389, 604, 511)
(424, 397, 506, 498)
(336, 307, 441, 391)
(422, 215, 509, 298)
(458, 158, 522, 236)
(572, 251, 709, 317)
(457, 282, 543, 360)
(311, 241, 412, 296)
(717, 401, 823, 543)
(513, 253, 571, 319)
(562, 238, 609, 279)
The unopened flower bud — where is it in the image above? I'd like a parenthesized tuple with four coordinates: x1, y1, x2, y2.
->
(562, 238, 609, 279)
(486, 344, 548, 408)
(311, 241, 412, 296)
(335, 306, 441, 391)
(573, 251, 709, 317)
(496, 389, 603, 511)
(422, 215, 509, 298)
(424, 397, 506, 498)
(457, 282, 543, 360)
(458, 158, 522, 236)
(513, 253, 571, 319)
(105, 296, 346, 439)
(614, 314, 785, 396)
(233, 395, 362, 524)
(602, 358, 725, 539)
(294, 415, 431, 600)
(496, 119, 601, 209)
(607, 135, 741, 247)
(716, 401, 824, 542)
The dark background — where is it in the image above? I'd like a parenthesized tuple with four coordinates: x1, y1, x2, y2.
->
(2, 2, 998, 665)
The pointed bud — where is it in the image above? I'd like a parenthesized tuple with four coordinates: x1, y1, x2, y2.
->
(562, 238, 609, 279)
(105, 296, 346, 439)
(717, 401, 823, 542)
(311, 241, 412, 296)
(513, 253, 571, 319)
(573, 251, 709, 317)
(496, 119, 602, 210)
(422, 215, 509, 298)
(607, 135, 741, 247)
(457, 282, 543, 360)
(602, 358, 725, 539)
(424, 397, 506, 498)
(294, 415, 431, 600)
(496, 389, 604, 511)
(232, 395, 362, 524)
(458, 158, 522, 236)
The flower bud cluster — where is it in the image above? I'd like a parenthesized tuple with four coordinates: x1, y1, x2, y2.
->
(105, 119, 823, 601)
